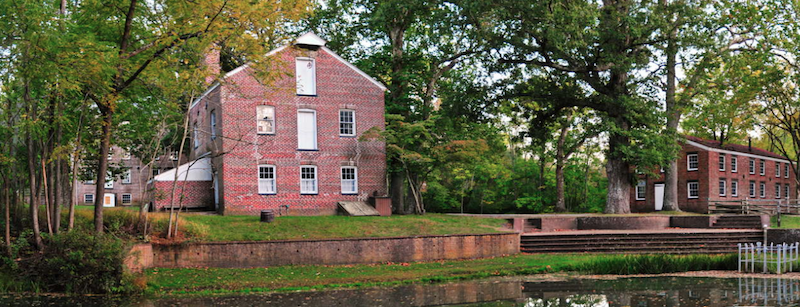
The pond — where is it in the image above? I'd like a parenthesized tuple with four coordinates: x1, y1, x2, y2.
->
(3, 276, 800, 306)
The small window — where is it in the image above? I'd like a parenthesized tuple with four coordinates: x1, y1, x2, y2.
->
(687, 153, 698, 171)
(719, 179, 726, 196)
(123, 151, 131, 160)
(731, 180, 738, 197)
(731, 155, 738, 172)
(257, 105, 275, 134)
(210, 110, 217, 140)
(339, 110, 355, 136)
(688, 181, 699, 199)
(749, 181, 756, 197)
(121, 194, 132, 204)
(85, 178, 95, 185)
(107, 153, 113, 160)
(760, 159, 765, 175)
(786, 184, 791, 199)
(295, 57, 316, 95)
(776, 183, 782, 199)
(777, 162, 781, 178)
(258, 165, 276, 194)
(341, 166, 358, 194)
(786, 163, 790, 178)
(193, 122, 199, 148)
(122, 169, 131, 184)
(104, 172, 114, 189)
(635, 180, 646, 200)
(749, 158, 756, 174)
(760, 182, 766, 198)
(300, 165, 318, 194)
(719, 154, 725, 171)
(84, 194, 94, 203)
(152, 168, 161, 177)
(170, 151, 178, 161)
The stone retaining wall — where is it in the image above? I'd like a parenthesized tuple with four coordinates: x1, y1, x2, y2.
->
(126, 233, 519, 272)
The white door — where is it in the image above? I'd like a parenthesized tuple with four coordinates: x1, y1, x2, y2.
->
(297, 110, 317, 150)
(103, 193, 115, 207)
(654, 183, 665, 211)
(213, 172, 219, 210)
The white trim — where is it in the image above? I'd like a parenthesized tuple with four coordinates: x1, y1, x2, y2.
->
(731, 155, 738, 172)
(760, 182, 766, 198)
(84, 194, 94, 203)
(718, 154, 725, 171)
(339, 109, 356, 136)
(321, 46, 387, 91)
(687, 181, 699, 199)
(121, 193, 132, 204)
(635, 180, 646, 201)
(297, 109, 317, 150)
(188, 83, 220, 110)
(687, 153, 698, 171)
(776, 183, 782, 199)
(749, 180, 756, 197)
(731, 180, 739, 197)
(258, 164, 277, 194)
(341, 166, 358, 194)
(300, 165, 318, 194)
(295, 57, 317, 96)
(686, 140, 791, 164)
(718, 179, 726, 196)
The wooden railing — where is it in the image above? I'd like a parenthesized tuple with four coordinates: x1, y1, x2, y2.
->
(708, 198, 800, 215)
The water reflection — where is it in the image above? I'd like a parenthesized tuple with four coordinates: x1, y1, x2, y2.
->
(4, 276, 800, 306)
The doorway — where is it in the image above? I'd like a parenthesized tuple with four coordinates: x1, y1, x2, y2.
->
(654, 183, 665, 211)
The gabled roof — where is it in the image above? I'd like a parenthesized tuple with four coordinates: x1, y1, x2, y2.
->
(685, 136, 790, 162)
(294, 32, 327, 47)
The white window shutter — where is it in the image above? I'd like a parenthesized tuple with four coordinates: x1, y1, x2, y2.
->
(296, 58, 316, 95)
(297, 111, 317, 149)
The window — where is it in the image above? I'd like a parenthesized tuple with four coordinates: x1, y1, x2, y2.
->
(341, 166, 358, 194)
(121, 194, 132, 204)
(295, 57, 316, 95)
(777, 162, 781, 178)
(776, 183, 782, 199)
(749, 181, 756, 197)
(760, 159, 765, 175)
(687, 153, 698, 171)
(731, 180, 738, 197)
(210, 110, 217, 140)
(300, 166, 318, 194)
(635, 180, 646, 200)
(84, 194, 94, 203)
(104, 172, 114, 189)
(749, 158, 756, 174)
(123, 151, 131, 160)
(170, 151, 178, 161)
(719, 154, 725, 171)
(731, 155, 738, 172)
(688, 181, 699, 199)
(122, 169, 131, 184)
(297, 110, 317, 150)
(786, 184, 791, 199)
(152, 168, 161, 177)
(339, 110, 355, 136)
(85, 178, 95, 185)
(258, 165, 276, 194)
(719, 179, 726, 196)
(786, 163, 790, 178)
(257, 105, 275, 134)
(760, 182, 766, 198)
(193, 122, 199, 148)
(107, 153, 113, 160)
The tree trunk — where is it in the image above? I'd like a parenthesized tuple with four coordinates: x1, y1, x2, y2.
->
(605, 128, 632, 214)
(554, 120, 570, 212)
(389, 170, 405, 214)
(3, 178, 10, 256)
(662, 20, 681, 212)
(92, 108, 114, 234)
(27, 131, 43, 250)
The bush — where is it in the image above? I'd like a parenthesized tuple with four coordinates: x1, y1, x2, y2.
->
(19, 231, 136, 294)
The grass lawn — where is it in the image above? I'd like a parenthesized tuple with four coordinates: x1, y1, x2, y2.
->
(170, 213, 510, 241)
(771, 215, 800, 228)
(145, 253, 736, 296)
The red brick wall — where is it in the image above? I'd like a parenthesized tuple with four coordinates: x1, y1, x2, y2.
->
(631, 142, 796, 213)
(152, 180, 214, 210)
(189, 46, 387, 216)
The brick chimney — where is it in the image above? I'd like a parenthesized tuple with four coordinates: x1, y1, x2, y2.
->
(204, 44, 221, 85)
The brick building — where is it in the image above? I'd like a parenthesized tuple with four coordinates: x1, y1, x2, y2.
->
(152, 32, 388, 215)
(631, 136, 796, 213)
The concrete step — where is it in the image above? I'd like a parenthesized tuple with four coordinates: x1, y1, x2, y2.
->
(520, 230, 760, 254)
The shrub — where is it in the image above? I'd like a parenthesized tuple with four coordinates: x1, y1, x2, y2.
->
(577, 254, 738, 275)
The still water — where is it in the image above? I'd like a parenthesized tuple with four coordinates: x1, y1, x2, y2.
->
(2, 276, 800, 306)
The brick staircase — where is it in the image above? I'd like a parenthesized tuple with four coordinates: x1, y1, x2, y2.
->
(521, 230, 762, 254)
(712, 215, 764, 229)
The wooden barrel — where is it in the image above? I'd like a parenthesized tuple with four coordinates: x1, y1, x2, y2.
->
(260, 210, 275, 223)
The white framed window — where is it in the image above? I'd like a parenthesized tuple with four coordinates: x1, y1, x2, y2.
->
(193, 122, 199, 148)
(152, 168, 160, 177)
(777, 162, 781, 178)
(257, 105, 275, 134)
(341, 166, 358, 194)
(107, 153, 113, 160)
(731, 180, 738, 197)
(210, 110, 217, 140)
(339, 110, 355, 136)
(687, 153, 698, 171)
(122, 169, 131, 184)
(297, 110, 317, 150)
(121, 194, 132, 204)
(104, 172, 114, 189)
(85, 178, 95, 185)
(786, 163, 790, 178)
(295, 57, 316, 96)
(749, 181, 756, 197)
(760, 159, 765, 175)
(749, 158, 756, 174)
(123, 151, 131, 160)
(688, 181, 699, 199)
(719, 179, 726, 196)
(719, 154, 725, 171)
(731, 155, 737, 172)
(635, 180, 646, 200)
(170, 151, 178, 161)
(776, 183, 782, 199)
(258, 165, 276, 194)
(760, 182, 766, 198)
(300, 165, 318, 194)
(786, 184, 791, 199)
(84, 194, 94, 203)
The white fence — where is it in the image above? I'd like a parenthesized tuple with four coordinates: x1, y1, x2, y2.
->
(738, 277, 800, 306)
(739, 242, 800, 274)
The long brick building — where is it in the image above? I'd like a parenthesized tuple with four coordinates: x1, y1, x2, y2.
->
(151, 32, 388, 215)
(631, 136, 796, 213)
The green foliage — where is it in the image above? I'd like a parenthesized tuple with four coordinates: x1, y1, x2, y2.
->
(578, 254, 738, 275)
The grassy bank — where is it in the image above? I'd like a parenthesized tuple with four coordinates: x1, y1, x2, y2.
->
(772, 215, 800, 229)
(145, 253, 738, 296)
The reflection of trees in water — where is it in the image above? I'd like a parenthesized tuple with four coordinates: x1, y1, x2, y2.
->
(738, 277, 800, 306)
(523, 294, 608, 307)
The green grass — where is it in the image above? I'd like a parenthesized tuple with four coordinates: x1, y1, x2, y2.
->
(771, 215, 800, 229)
(144, 253, 737, 296)
(175, 213, 510, 242)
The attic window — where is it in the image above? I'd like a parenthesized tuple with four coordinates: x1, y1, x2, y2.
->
(296, 58, 316, 96)
(257, 105, 275, 134)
